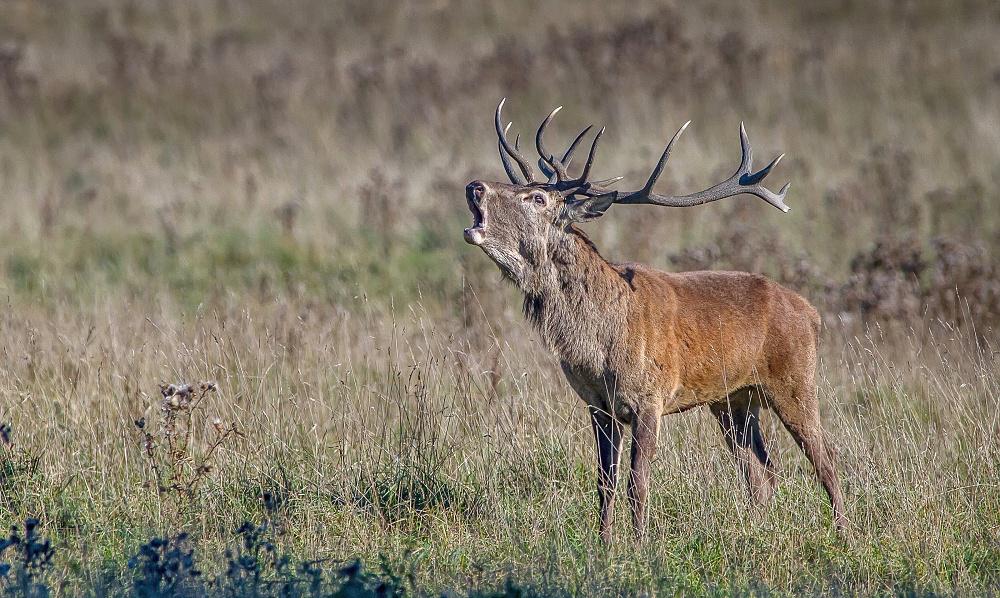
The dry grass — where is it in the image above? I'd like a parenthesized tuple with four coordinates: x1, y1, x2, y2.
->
(2, 296, 998, 594)
(1, 0, 999, 595)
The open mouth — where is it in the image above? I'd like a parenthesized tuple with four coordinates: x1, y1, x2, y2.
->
(464, 196, 488, 245)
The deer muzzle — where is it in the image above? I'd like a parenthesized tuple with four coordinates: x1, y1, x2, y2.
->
(464, 182, 488, 245)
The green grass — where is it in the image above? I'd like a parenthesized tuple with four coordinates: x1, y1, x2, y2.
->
(1, 223, 472, 311)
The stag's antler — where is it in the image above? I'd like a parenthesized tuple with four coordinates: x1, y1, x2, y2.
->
(597, 121, 790, 212)
(495, 98, 536, 185)
(497, 99, 612, 188)
(493, 99, 790, 213)
(533, 105, 608, 188)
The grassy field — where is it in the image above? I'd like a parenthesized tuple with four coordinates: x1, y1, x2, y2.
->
(1, 0, 999, 595)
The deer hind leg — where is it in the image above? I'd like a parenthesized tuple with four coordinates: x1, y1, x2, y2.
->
(711, 387, 777, 505)
(589, 406, 624, 544)
(768, 382, 848, 531)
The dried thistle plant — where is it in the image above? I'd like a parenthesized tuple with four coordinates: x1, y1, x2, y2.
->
(135, 381, 241, 509)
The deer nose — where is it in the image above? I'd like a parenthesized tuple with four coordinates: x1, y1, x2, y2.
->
(466, 181, 485, 203)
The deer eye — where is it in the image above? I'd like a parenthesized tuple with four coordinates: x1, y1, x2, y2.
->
(528, 191, 547, 206)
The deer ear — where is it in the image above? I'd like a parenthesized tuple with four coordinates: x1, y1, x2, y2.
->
(560, 193, 617, 223)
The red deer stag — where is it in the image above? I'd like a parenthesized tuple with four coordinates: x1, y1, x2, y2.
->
(463, 99, 846, 542)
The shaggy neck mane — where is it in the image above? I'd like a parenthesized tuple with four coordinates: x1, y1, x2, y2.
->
(520, 225, 631, 369)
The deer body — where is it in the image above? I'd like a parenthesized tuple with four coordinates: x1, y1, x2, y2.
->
(465, 100, 846, 542)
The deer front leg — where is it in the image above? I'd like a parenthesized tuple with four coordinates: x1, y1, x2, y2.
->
(627, 407, 661, 541)
(590, 406, 623, 544)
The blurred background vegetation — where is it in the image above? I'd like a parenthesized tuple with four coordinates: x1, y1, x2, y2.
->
(0, 1, 998, 596)
(1, 0, 998, 324)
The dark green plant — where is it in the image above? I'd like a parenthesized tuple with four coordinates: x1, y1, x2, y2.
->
(128, 533, 202, 598)
(0, 519, 55, 598)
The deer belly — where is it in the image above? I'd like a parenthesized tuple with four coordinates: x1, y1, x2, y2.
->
(661, 385, 711, 414)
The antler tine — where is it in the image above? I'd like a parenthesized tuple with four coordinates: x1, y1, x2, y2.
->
(611, 121, 791, 213)
(575, 126, 605, 187)
(495, 98, 536, 183)
(636, 120, 690, 197)
(497, 122, 527, 185)
(745, 153, 784, 186)
(738, 121, 753, 175)
(542, 123, 596, 184)
(560, 125, 593, 170)
(547, 125, 609, 196)
(539, 123, 594, 184)
(490, 100, 612, 192)
(538, 154, 557, 184)
(542, 163, 561, 184)
(536, 106, 570, 183)
(591, 175, 624, 187)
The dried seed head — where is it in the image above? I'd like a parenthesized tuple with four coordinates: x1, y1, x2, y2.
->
(161, 383, 193, 399)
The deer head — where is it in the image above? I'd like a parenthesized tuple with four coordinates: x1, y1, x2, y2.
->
(464, 99, 790, 285)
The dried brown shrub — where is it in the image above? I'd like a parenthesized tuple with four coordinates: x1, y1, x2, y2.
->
(0, 42, 37, 107)
(670, 233, 1000, 332)
(838, 238, 925, 323)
